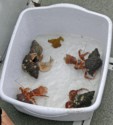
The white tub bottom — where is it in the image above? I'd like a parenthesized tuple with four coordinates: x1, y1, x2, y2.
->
(18, 34, 102, 108)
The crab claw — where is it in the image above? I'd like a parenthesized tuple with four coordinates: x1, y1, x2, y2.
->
(32, 86, 48, 96)
(65, 101, 74, 108)
(64, 54, 77, 64)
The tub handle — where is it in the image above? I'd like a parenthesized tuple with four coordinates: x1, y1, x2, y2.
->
(27, 2, 87, 11)
(44, 3, 87, 11)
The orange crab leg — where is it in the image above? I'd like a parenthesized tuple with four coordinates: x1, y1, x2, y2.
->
(74, 60, 85, 69)
(29, 86, 48, 97)
(19, 87, 30, 94)
(78, 50, 89, 61)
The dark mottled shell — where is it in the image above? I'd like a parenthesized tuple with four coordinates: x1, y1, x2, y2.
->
(22, 54, 39, 79)
(88, 48, 100, 58)
(85, 57, 102, 76)
(26, 62, 39, 79)
(73, 91, 95, 108)
(17, 93, 33, 104)
(22, 55, 32, 67)
(85, 48, 102, 76)
(30, 40, 43, 56)
(22, 41, 42, 78)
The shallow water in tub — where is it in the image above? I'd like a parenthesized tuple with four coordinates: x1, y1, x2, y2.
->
(19, 34, 102, 108)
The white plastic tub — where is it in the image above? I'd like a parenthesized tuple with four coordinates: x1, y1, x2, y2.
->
(0, 4, 112, 121)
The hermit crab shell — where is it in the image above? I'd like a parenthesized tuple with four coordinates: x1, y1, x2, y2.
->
(73, 91, 95, 108)
(30, 40, 43, 56)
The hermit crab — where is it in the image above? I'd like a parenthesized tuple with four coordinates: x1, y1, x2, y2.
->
(65, 88, 95, 108)
(22, 40, 43, 78)
(64, 48, 102, 79)
(22, 40, 53, 78)
(17, 86, 48, 104)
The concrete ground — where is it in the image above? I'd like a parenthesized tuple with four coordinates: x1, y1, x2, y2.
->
(0, 0, 113, 125)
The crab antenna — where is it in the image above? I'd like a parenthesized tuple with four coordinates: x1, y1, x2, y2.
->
(83, 41, 87, 53)
(15, 79, 24, 88)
